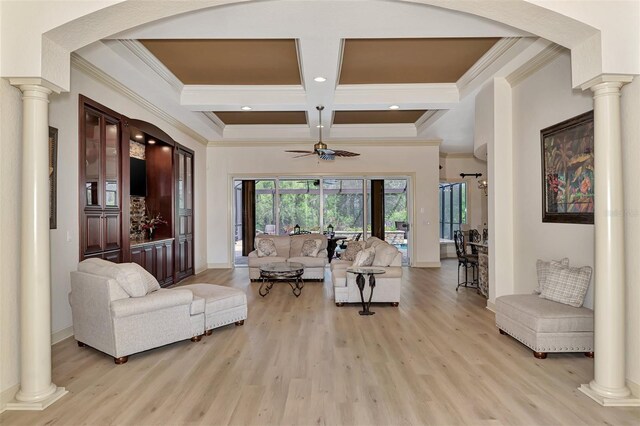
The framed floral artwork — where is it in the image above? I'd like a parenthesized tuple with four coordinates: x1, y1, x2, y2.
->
(541, 110, 594, 224)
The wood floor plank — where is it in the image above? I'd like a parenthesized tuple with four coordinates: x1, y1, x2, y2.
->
(1, 260, 639, 425)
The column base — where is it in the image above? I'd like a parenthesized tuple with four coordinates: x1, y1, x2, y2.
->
(579, 384, 640, 407)
(5, 387, 67, 411)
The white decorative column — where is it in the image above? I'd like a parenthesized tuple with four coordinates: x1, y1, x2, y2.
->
(6, 82, 67, 410)
(579, 75, 639, 406)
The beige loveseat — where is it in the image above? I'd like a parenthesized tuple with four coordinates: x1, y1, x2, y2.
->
(331, 236, 403, 306)
(248, 234, 328, 280)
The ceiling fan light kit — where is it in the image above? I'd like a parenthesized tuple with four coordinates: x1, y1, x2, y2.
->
(285, 106, 360, 161)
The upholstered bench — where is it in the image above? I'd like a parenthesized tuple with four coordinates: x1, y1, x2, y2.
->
(496, 294, 594, 359)
(180, 284, 247, 335)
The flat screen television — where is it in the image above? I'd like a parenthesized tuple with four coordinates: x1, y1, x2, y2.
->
(130, 157, 147, 196)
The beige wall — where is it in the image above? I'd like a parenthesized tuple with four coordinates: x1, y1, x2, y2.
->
(206, 143, 441, 268)
(0, 78, 23, 402)
(511, 52, 594, 307)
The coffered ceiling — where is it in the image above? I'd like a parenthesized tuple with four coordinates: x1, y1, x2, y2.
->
(74, 0, 551, 151)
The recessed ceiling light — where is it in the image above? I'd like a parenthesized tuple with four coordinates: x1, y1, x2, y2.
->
(148, 139, 156, 145)
(134, 134, 143, 140)
(314, 76, 327, 82)
(316, 125, 324, 128)
(241, 106, 252, 111)
(389, 105, 400, 110)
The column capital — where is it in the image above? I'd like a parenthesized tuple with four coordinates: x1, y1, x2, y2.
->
(8, 77, 60, 94)
(580, 74, 634, 92)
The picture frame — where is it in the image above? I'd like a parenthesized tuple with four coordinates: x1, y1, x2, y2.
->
(49, 126, 58, 229)
(541, 110, 594, 224)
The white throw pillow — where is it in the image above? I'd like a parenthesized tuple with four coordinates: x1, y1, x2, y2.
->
(257, 238, 278, 257)
(342, 241, 365, 262)
(535, 258, 570, 293)
(353, 247, 375, 267)
(365, 236, 382, 249)
(301, 239, 321, 257)
(540, 262, 592, 307)
(373, 244, 399, 267)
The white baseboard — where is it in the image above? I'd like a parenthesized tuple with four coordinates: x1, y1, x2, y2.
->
(207, 263, 232, 269)
(0, 384, 19, 414)
(195, 266, 207, 275)
(412, 261, 441, 268)
(486, 300, 496, 313)
(51, 326, 74, 345)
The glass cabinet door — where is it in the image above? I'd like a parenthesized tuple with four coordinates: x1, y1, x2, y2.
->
(84, 110, 101, 207)
(186, 155, 192, 210)
(104, 119, 120, 207)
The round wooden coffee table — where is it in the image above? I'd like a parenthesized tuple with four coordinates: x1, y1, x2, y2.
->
(259, 262, 305, 297)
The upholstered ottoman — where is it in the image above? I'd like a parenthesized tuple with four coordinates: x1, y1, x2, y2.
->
(180, 284, 247, 335)
(496, 294, 594, 359)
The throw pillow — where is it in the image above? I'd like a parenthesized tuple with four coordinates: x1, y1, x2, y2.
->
(540, 262, 592, 307)
(135, 264, 161, 294)
(257, 238, 278, 257)
(535, 257, 570, 293)
(353, 247, 375, 267)
(301, 239, 321, 257)
(365, 236, 382, 249)
(78, 259, 150, 297)
(342, 241, 364, 262)
(373, 243, 399, 267)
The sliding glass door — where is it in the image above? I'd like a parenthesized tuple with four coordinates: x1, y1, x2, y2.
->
(233, 176, 412, 265)
(323, 179, 364, 240)
(278, 179, 321, 234)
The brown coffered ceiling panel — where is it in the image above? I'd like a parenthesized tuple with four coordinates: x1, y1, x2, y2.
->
(339, 38, 500, 84)
(140, 39, 301, 85)
(214, 111, 308, 125)
(333, 110, 427, 125)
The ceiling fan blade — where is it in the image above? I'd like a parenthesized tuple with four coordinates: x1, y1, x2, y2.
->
(332, 150, 360, 157)
(319, 152, 335, 161)
(285, 150, 314, 154)
(293, 153, 317, 158)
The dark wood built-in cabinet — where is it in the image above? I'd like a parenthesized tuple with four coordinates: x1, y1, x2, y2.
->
(79, 96, 195, 285)
(79, 97, 126, 263)
(175, 147, 194, 281)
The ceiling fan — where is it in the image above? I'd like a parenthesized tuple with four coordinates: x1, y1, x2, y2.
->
(285, 106, 360, 161)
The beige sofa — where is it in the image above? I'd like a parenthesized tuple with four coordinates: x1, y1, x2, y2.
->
(70, 258, 247, 364)
(331, 236, 403, 306)
(248, 234, 328, 280)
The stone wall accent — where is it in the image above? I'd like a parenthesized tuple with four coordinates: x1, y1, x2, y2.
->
(130, 196, 146, 238)
(130, 140, 145, 160)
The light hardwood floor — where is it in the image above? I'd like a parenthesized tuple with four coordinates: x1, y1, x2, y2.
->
(2, 260, 639, 425)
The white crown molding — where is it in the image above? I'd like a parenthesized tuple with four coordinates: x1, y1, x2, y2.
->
(181, 85, 307, 111)
(415, 110, 439, 128)
(208, 139, 441, 148)
(71, 53, 209, 146)
(202, 111, 226, 129)
(334, 83, 459, 108)
(416, 109, 448, 134)
(117, 39, 184, 93)
(507, 43, 566, 87)
(457, 37, 520, 91)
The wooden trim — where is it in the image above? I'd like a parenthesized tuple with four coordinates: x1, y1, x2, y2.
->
(128, 118, 177, 148)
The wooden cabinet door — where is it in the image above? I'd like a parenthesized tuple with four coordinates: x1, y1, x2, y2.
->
(143, 245, 154, 274)
(130, 246, 144, 268)
(79, 97, 124, 262)
(103, 212, 121, 252)
(84, 211, 103, 254)
(175, 147, 194, 281)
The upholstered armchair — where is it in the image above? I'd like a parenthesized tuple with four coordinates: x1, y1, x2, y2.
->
(69, 259, 205, 364)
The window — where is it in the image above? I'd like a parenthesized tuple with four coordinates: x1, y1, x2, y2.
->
(278, 179, 321, 233)
(439, 182, 466, 240)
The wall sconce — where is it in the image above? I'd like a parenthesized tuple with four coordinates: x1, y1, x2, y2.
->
(478, 179, 488, 196)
